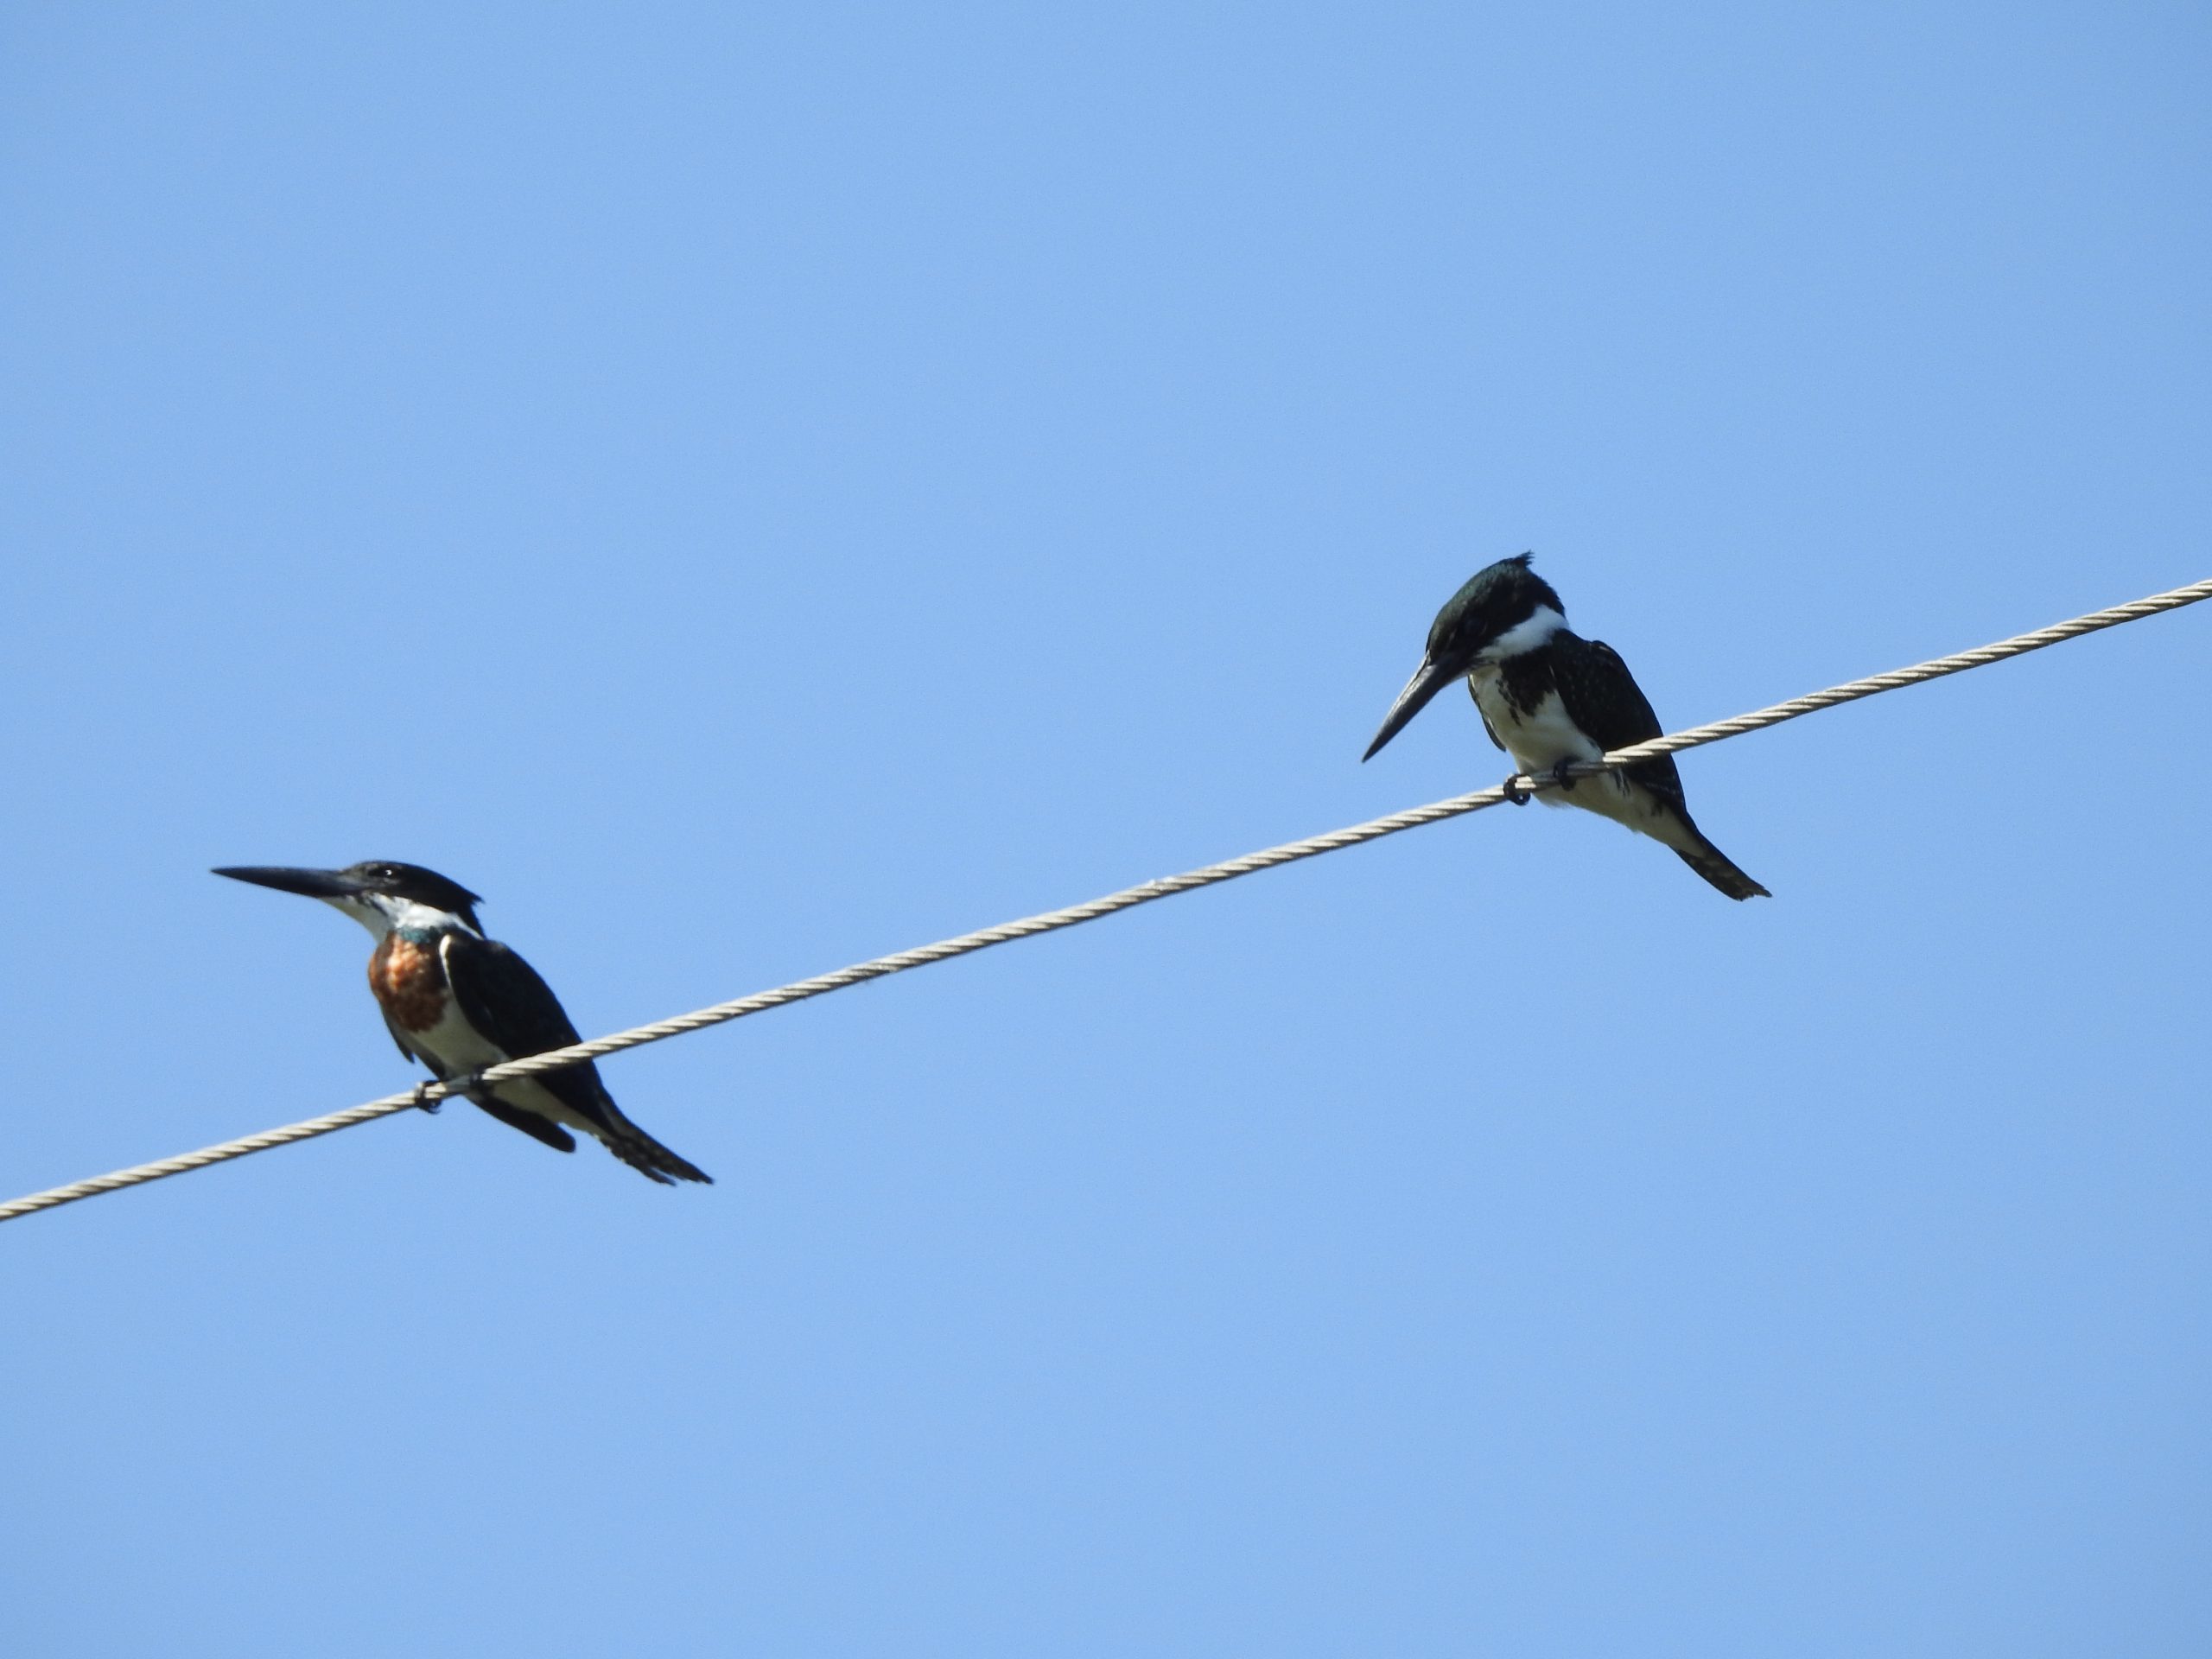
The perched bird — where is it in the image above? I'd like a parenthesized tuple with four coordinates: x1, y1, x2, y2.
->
(213, 861, 712, 1184)
(1363, 555, 1769, 900)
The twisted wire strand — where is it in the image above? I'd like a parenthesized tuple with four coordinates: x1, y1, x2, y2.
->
(5, 575, 2206, 1224)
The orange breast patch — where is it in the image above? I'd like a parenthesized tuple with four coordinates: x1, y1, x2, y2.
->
(368, 933, 449, 1032)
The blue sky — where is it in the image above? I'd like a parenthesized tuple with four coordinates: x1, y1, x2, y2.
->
(4, 3, 2208, 1652)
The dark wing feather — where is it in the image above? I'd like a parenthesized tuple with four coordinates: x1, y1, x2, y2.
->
(382, 1013, 424, 1066)
(467, 1096, 577, 1154)
(1467, 680, 1508, 753)
(1553, 636, 1688, 809)
(440, 933, 616, 1128)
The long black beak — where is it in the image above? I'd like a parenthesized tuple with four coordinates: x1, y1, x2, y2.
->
(1362, 653, 1465, 762)
(212, 865, 369, 901)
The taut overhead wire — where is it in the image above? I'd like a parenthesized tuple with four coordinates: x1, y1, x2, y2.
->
(4, 575, 2205, 1225)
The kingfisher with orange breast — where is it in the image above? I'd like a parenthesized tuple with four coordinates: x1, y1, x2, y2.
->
(214, 861, 711, 1185)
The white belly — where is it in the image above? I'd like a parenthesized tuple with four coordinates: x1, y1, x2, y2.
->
(1470, 672, 1676, 841)
(1471, 674, 1600, 772)
(404, 994, 601, 1135)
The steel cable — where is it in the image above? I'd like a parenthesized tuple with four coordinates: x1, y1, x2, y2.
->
(4, 575, 2205, 1224)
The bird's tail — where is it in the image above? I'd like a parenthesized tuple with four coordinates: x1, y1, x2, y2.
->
(593, 1111, 714, 1185)
(1673, 834, 1771, 901)
(1627, 793, 1772, 901)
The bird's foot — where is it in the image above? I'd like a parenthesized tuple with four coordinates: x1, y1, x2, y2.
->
(410, 1081, 442, 1116)
(1550, 758, 1580, 794)
(1503, 773, 1533, 805)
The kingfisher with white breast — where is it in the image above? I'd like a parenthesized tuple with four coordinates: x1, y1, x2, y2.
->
(1362, 555, 1770, 900)
(214, 861, 712, 1184)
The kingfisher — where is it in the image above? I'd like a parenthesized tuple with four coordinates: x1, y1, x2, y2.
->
(1362, 555, 1770, 900)
(213, 861, 712, 1185)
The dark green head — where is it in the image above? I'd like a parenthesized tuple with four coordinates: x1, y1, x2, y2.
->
(213, 860, 487, 936)
(1363, 555, 1567, 761)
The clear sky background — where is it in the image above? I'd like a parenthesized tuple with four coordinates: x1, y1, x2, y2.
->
(4, 4, 2207, 1654)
